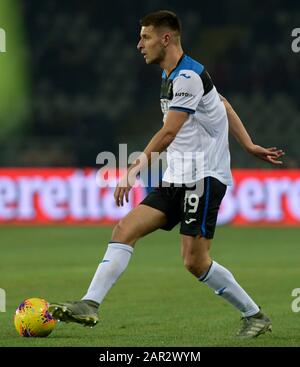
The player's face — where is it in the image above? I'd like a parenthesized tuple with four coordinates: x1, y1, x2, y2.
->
(137, 26, 166, 65)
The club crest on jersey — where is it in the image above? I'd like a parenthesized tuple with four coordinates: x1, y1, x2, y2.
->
(160, 99, 170, 115)
(160, 78, 173, 100)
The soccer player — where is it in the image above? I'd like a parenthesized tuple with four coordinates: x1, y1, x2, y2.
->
(49, 10, 284, 338)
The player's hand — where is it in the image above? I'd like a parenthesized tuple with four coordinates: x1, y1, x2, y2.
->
(114, 169, 138, 207)
(247, 144, 285, 165)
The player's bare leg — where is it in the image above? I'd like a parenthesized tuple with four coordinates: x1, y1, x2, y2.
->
(49, 205, 167, 326)
(181, 235, 212, 277)
(181, 235, 272, 338)
(110, 204, 167, 246)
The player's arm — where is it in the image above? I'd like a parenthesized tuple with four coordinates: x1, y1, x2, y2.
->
(220, 94, 285, 164)
(114, 110, 188, 206)
(143, 110, 188, 160)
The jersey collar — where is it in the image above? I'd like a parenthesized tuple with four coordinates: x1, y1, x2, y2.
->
(164, 53, 185, 79)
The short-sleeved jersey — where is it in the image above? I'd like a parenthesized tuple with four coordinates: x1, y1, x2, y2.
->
(160, 54, 232, 186)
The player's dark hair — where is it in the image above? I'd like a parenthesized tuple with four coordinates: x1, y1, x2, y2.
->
(140, 10, 181, 35)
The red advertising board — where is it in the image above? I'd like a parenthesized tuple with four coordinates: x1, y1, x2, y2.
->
(219, 169, 300, 226)
(0, 168, 145, 224)
(0, 168, 299, 225)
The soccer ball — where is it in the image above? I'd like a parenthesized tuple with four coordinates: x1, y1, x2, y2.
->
(14, 298, 57, 337)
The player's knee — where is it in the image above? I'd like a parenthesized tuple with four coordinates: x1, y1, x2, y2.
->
(183, 256, 211, 278)
(111, 220, 138, 246)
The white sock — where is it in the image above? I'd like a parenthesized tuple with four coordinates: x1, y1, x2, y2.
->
(82, 242, 133, 304)
(199, 261, 260, 317)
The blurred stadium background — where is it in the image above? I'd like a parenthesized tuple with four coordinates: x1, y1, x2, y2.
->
(0, 0, 299, 168)
(0, 0, 300, 347)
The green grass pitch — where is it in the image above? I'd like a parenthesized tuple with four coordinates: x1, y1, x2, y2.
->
(0, 225, 299, 347)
